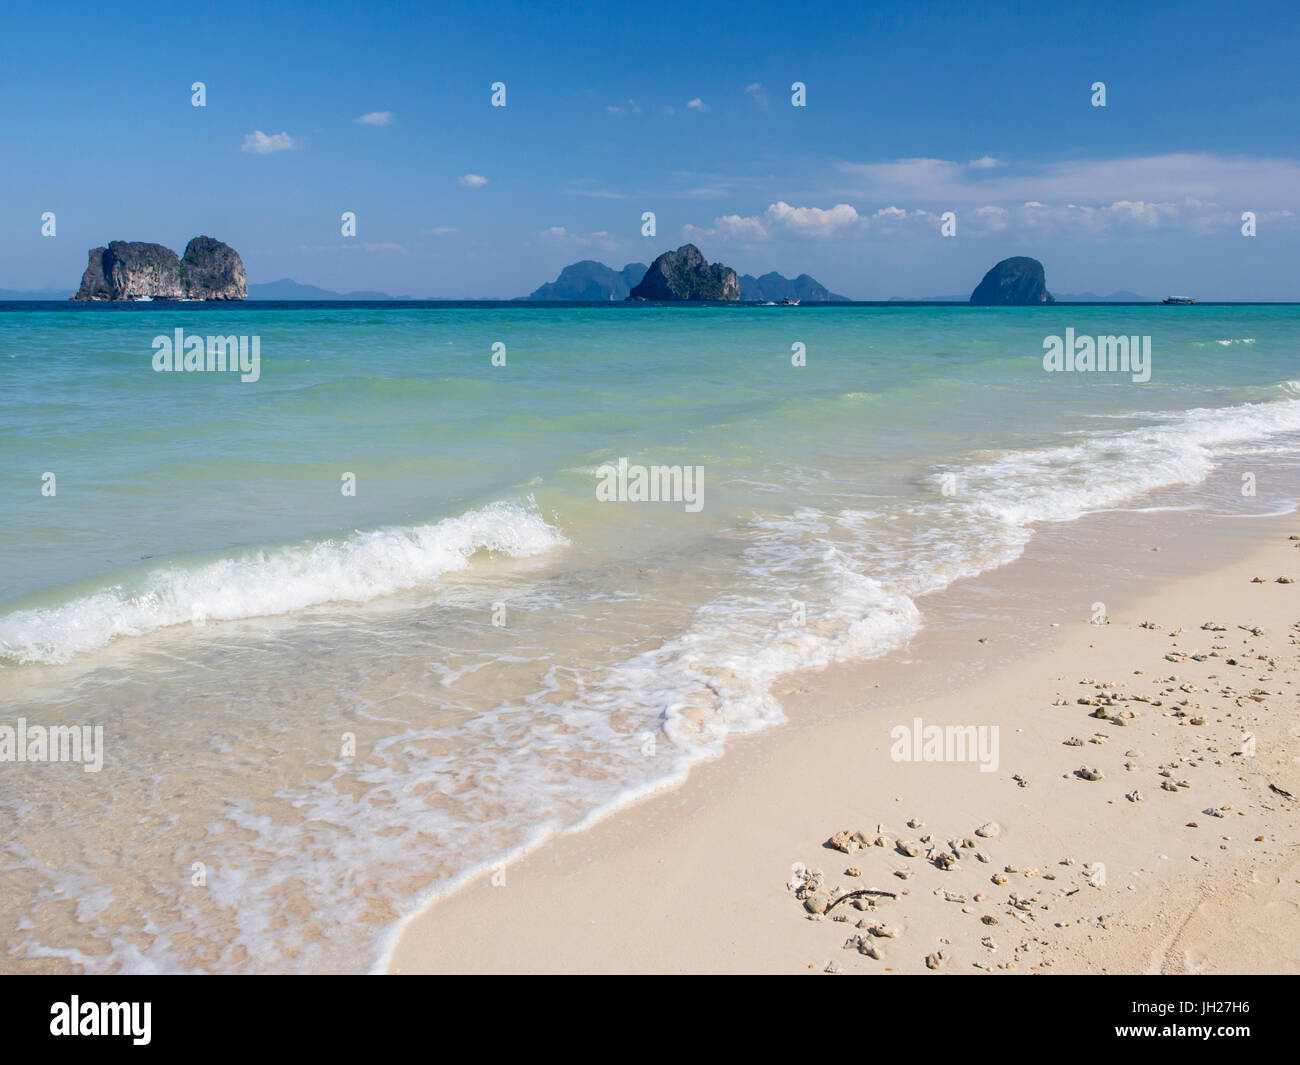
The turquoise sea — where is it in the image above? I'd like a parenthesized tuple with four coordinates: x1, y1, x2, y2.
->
(2, 302, 1299, 972)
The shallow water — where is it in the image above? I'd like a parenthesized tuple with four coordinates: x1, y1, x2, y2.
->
(2, 302, 1299, 971)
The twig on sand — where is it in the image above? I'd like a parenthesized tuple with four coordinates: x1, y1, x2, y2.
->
(1269, 782, 1294, 800)
(825, 888, 899, 914)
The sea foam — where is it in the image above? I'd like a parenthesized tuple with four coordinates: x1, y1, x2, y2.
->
(0, 500, 566, 665)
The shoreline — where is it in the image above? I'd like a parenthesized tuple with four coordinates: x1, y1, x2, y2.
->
(388, 502, 1300, 974)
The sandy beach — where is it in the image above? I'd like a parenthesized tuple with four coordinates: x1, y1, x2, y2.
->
(389, 509, 1300, 975)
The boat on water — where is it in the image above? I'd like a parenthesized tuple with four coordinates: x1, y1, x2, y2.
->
(1162, 296, 1197, 305)
(779, 298, 801, 306)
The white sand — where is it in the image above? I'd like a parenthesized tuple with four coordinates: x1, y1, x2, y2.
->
(389, 523, 1300, 974)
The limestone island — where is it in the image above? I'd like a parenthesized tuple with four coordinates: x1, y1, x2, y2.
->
(73, 237, 246, 301)
(627, 244, 739, 301)
(969, 256, 1053, 305)
(526, 255, 847, 302)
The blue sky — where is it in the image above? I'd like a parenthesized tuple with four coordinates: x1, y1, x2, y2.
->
(2, 0, 1298, 298)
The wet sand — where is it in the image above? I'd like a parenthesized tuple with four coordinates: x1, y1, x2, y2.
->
(389, 510, 1300, 974)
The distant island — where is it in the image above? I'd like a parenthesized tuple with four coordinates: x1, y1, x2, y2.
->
(629, 244, 738, 300)
(894, 288, 1149, 303)
(969, 256, 1053, 305)
(971, 257, 1147, 303)
(527, 246, 849, 302)
(39, 242, 1152, 305)
(73, 237, 246, 301)
(247, 278, 418, 300)
(524, 261, 649, 301)
(738, 271, 850, 303)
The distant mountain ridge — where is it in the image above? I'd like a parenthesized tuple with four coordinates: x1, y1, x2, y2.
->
(739, 271, 849, 302)
(248, 278, 415, 300)
(526, 257, 848, 301)
(525, 261, 648, 301)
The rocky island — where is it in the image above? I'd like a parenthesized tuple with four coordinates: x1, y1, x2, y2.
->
(738, 271, 849, 302)
(969, 256, 1053, 305)
(526, 260, 648, 301)
(628, 244, 739, 301)
(73, 237, 246, 301)
(526, 252, 846, 302)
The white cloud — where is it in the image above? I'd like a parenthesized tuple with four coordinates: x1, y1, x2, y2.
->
(458, 174, 489, 188)
(241, 130, 303, 154)
(354, 111, 394, 126)
(744, 83, 768, 107)
(818, 152, 1300, 237)
(1103, 200, 1176, 225)
(690, 201, 865, 241)
(692, 192, 1205, 245)
(972, 205, 1010, 232)
(837, 152, 1300, 213)
(606, 99, 641, 115)
(837, 157, 966, 195)
(678, 153, 1300, 246)
(423, 227, 457, 236)
(714, 214, 770, 240)
(538, 226, 619, 250)
(1012, 199, 1180, 234)
(686, 97, 707, 112)
(765, 201, 863, 237)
